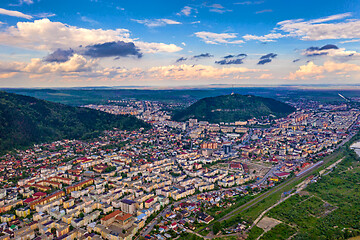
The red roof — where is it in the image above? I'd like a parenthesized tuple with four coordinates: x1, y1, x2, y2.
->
(275, 172, 290, 177)
(101, 210, 121, 221)
(24, 198, 36, 203)
(33, 192, 46, 197)
(230, 163, 241, 169)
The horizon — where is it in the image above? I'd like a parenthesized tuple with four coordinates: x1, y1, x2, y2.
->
(2, 84, 360, 91)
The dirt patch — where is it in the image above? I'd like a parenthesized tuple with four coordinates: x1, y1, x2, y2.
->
(298, 190, 310, 196)
(257, 216, 282, 232)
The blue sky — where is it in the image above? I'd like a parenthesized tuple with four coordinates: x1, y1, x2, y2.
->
(0, 0, 360, 87)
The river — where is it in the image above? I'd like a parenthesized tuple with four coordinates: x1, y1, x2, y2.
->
(350, 141, 360, 157)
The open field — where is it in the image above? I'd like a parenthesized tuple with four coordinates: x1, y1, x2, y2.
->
(259, 149, 360, 239)
(256, 216, 281, 231)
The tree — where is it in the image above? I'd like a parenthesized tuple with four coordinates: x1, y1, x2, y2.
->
(213, 222, 221, 234)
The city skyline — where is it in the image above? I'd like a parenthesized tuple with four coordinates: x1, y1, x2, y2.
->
(1, 0, 360, 87)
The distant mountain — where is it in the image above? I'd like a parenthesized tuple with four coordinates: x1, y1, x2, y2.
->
(172, 94, 295, 123)
(0, 91, 150, 154)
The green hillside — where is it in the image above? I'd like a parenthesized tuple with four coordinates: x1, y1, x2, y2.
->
(0, 91, 150, 153)
(172, 94, 295, 123)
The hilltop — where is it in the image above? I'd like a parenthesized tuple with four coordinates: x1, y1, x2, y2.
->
(172, 94, 295, 123)
(0, 91, 150, 154)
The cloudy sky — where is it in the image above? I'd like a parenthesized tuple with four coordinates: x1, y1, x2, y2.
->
(0, 0, 360, 87)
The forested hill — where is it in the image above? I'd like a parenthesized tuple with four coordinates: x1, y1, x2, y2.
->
(172, 94, 295, 123)
(0, 91, 150, 154)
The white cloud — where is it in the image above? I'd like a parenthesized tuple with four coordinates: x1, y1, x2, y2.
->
(0, 19, 129, 50)
(244, 12, 360, 42)
(9, 0, 33, 6)
(22, 0, 34, 4)
(195, 31, 244, 44)
(0, 54, 97, 74)
(209, 4, 225, 9)
(303, 47, 360, 60)
(234, 1, 264, 5)
(148, 64, 264, 80)
(34, 13, 56, 18)
(340, 39, 360, 44)
(0, 59, 267, 83)
(135, 42, 182, 53)
(307, 13, 351, 24)
(177, 6, 196, 16)
(80, 16, 99, 25)
(0, 18, 182, 53)
(277, 13, 360, 41)
(132, 18, 181, 27)
(243, 33, 287, 42)
(255, 9, 272, 14)
(0, 8, 32, 19)
(0, 72, 17, 78)
(207, 4, 232, 13)
(288, 61, 360, 80)
(258, 73, 273, 79)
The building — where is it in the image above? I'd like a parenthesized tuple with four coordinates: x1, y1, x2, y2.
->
(65, 179, 94, 194)
(120, 199, 137, 214)
(15, 208, 30, 218)
(30, 191, 65, 210)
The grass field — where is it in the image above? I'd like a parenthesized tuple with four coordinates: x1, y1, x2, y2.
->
(246, 226, 264, 240)
(263, 148, 360, 239)
(260, 223, 296, 240)
(233, 149, 345, 223)
(200, 148, 347, 240)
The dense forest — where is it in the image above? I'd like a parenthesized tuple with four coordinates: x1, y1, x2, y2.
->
(0, 91, 150, 154)
(172, 94, 295, 123)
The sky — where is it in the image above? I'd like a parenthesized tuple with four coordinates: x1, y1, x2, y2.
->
(0, 0, 360, 87)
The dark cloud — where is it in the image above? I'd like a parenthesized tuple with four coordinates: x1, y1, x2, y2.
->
(260, 53, 277, 59)
(257, 53, 277, 65)
(43, 49, 74, 62)
(306, 46, 319, 52)
(319, 44, 338, 50)
(223, 53, 247, 59)
(217, 53, 247, 64)
(223, 55, 235, 59)
(305, 44, 339, 56)
(257, 58, 272, 65)
(83, 41, 142, 58)
(215, 58, 244, 65)
(176, 57, 187, 63)
(193, 53, 213, 59)
(237, 53, 247, 58)
(293, 59, 300, 63)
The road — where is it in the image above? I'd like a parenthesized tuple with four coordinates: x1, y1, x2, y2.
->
(138, 115, 359, 239)
(139, 140, 351, 238)
(199, 137, 354, 236)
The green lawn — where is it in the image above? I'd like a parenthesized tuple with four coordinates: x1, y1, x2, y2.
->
(260, 223, 296, 240)
(246, 226, 264, 240)
(266, 148, 360, 239)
